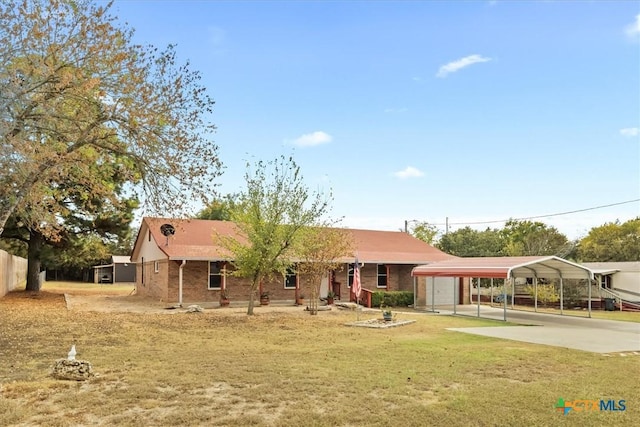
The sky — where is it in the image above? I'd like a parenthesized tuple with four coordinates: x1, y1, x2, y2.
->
(111, 0, 640, 240)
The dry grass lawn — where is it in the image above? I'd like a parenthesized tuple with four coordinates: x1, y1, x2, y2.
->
(0, 283, 638, 426)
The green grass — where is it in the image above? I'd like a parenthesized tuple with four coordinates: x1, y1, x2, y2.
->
(0, 285, 637, 426)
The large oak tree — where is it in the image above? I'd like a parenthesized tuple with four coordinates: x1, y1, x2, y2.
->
(0, 0, 222, 237)
(1, 143, 138, 290)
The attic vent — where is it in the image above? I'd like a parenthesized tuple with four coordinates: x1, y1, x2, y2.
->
(160, 224, 175, 246)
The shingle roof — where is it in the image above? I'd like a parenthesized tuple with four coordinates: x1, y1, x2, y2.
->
(132, 217, 455, 264)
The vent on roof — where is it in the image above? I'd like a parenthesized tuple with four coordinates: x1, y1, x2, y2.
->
(160, 224, 175, 246)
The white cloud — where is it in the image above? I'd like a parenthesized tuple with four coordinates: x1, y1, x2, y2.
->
(292, 131, 333, 147)
(620, 127, 639, 137)
(436, 54, 492, 78)
(625, 14, 640, 39)
(394, 166, 424, 179)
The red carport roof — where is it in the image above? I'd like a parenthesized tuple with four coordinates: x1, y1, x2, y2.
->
(411, 256, 593, 280)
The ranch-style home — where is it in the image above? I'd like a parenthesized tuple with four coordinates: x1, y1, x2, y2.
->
(130, 217, 457, 305)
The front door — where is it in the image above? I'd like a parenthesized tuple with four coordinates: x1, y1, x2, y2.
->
(320, 273, 329, 298)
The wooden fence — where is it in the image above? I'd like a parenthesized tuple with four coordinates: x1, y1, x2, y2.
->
(0, 249, 27, 297)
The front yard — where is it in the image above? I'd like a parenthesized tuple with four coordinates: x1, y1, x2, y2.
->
(0, 284, 637, 426)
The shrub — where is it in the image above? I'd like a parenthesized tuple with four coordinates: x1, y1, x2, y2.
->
(371, 291, 413, 308)
(524, 284, 559, 306)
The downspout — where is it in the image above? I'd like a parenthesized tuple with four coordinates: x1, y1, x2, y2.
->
(178, 260, 186, 307)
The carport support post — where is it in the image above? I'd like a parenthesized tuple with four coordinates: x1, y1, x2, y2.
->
(490, 278, 494, 307)
(503, 278, 509, 322)
(431, 277, 435, 313)
(559, 277, 564, 315)
(453, 278, 457, 315)
(477, 277, 480, 318)
(588, 278, 592, 318)
(534, 277, 538, 313)
(511, 279, 515, 309)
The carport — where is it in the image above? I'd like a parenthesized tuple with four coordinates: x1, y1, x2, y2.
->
(412, 256, 594, 321)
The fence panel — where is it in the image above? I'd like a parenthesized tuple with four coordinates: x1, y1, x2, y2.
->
(0, 249, 28, 297)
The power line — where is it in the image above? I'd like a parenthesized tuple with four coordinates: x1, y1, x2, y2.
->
(433, 199, 640, 227)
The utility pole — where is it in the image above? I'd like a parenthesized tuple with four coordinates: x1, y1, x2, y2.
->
(445, 217, 449, 234)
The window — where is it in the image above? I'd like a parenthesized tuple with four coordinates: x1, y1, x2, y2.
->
(209, 261, 225, 290)
(347, 264, 355, 288)
(377, 264, 387, 288)
(284, 267, 297, 289)
(154, 260, 159, 273)
(600, 275, 612, 289)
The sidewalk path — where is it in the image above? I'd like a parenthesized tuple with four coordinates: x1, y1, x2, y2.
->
(445, 305, 640, 354)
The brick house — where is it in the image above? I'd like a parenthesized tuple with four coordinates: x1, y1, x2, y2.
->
(130, 217, 456, 305)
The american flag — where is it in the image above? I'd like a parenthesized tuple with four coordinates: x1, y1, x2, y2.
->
(353, 258, 361, 301)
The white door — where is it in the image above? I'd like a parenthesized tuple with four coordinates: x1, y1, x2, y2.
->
(426, 277, 457, 306)
(320, 273, 329, 298)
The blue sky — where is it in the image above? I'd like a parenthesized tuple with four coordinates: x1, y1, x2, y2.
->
(113, 0, 640, 239)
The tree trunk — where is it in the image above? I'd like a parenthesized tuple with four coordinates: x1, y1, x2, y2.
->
(25, 229, 44, 292)
(310, 282, 319, 315)
(247, 280, 258, 315)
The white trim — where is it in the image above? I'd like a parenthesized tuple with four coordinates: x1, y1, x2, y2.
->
(154, 260, 159, 273)
(208, 261, 225, 290)
(376, 263, 388, 288)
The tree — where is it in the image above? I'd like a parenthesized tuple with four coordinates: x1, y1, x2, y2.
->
(578, 218, 640, 261)
(296, 227, 354, 315)
(437, 227, 505, 257)
(501, 219, 569, 256)
(218, 156, 332, 315)
(196, 196, 237, 221)
(409, 221, 439, 245)
(0, 0, 221, 236)
(0, 142, 138, 291)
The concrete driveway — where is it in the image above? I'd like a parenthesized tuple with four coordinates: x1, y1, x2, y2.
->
(443, 305, 640, 354)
